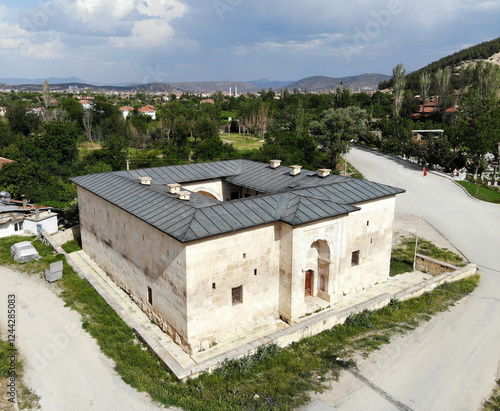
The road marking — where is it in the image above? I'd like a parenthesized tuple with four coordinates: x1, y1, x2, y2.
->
(347, 368, 414, 411)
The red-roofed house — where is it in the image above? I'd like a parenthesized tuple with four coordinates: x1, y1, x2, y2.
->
(119, 106, 135, 119)
(138, 105, 156, 120)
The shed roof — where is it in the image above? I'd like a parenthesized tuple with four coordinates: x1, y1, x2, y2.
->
(71, 160, 404, 243)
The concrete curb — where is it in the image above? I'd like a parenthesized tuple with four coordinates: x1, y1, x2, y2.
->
(452, 180, 500, 206)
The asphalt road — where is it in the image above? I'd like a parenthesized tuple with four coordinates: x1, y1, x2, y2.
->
(305, 147, 500, 411)
(0, 268, 167, 411)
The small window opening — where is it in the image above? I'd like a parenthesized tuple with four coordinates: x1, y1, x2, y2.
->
(243, 253, 246, 259)
(367, 220, 370, 226)
(254, 269, 257, 276)
(232, 286, 243, 305)
(212, 282, 216, 289)
(351, 250, 360, 266)
(370, 238, 373, 244)
(147, 286, 153, 305)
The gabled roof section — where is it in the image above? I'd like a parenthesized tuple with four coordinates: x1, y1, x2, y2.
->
(71, 160, 404, 243)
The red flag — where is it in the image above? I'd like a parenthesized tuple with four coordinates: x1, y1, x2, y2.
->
(423, 167, 427, 177)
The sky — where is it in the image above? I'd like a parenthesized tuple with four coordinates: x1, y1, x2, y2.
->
(0, 0, 499, 85)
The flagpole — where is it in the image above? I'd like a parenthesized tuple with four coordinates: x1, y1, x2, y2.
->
(413, 168, 426, 270)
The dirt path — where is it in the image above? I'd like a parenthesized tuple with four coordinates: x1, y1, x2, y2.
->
(0, 267, 166, 411)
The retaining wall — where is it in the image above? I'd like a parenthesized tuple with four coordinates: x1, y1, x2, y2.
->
(415, 253, 460, 276)
(52, 225, 80, 245)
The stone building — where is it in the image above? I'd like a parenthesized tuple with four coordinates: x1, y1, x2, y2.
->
(71, 160, 404, 354)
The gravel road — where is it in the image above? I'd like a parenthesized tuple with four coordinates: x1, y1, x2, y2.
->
(0, 267, 167, 411)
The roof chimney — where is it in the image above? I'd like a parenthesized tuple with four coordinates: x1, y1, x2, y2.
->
(270, 159, 281, 169)
(177, 191, 191, 201)
(21, 195, 27, 208)
(290, 165, 302, 176)
(138, 177, 151, 185)
(167, 183, 181, 194)
(317, 168, 331, 178)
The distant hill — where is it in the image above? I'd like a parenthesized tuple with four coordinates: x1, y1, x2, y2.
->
(2, 74, 390, 94)
(379, 37, 500, 90)
(286, 73, 391, 93)
(248, 79, 295, 90)
(0, 76, 85, 85)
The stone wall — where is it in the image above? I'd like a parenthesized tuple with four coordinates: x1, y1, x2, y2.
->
(185, 223, 280, 352)
(415, 253, 459, 276)
(77, 187, 190, 352)
(52, 225, 80, 245)
(341, 197, 397, 295)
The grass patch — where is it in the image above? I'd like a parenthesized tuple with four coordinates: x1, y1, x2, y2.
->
(0, 335, 40, 409)
(61, 238, 82, 254)
(0, 235, 62, 274)
(0, 236, 479, 410)
(220, 133, 265, 150)
(390, 236, 465, 276)
(457, 181, 500, 204)
(484, 380, 500, 410)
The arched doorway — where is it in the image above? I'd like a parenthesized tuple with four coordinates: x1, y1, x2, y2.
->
(305, 240, 331, 299)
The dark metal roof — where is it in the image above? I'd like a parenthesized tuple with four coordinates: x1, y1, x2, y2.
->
(71, 160, 404, 243)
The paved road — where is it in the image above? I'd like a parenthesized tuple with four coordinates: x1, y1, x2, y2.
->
(305, 147, 500, 411)
(0, 268, 166, 411)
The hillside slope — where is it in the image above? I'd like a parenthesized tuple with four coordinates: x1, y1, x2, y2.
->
(380, 37, 500, 90)
(287, 73, 390, 93)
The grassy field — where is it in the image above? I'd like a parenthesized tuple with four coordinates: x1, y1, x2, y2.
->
(0, 235, 481, 410)
(390, 236, 465, 276)
(457, 181, 500, 204)
(220, 133, 265, 150)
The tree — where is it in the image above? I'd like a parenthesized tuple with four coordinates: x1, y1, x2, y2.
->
(456, 89, 500, 179)
(392, 63, 406, 119)
(60, 97, 84, 126)
(310, 107, 369, 168)
(435, 67, 452, 112)
(14, 121, 80, 177)
(42, 80, 50, 109)
(419, 71, 431, 112)
(193, 115, 219, 141)
(5, 101, 41, 136)
(192, 137, 236, 162)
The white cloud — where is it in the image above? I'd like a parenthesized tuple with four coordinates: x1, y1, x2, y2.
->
(234, 33, 345, 56)
(112, 19, 175, 48)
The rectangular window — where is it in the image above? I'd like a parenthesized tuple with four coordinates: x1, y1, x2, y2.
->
(254, 269, 257, 276)
(147, 286, 153, 305)
(230, 191, 239, 200)
(351, 250, 360, 266)
(232, 286, 243, 305)
(212, 282, 216, 289)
